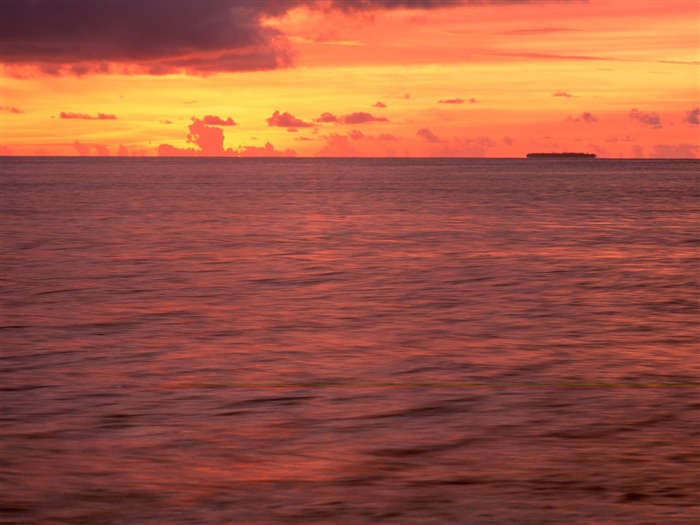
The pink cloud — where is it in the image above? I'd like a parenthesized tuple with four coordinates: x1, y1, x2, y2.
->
(567, 112, 597, 123)
(60, 112, 117, 120)
(267, 111, 313, 128)
(341, 112, 388, 124)
(373, 101, 387, 108)
(651, 143, 698, 158)
(683, 108, 699, 125)
(629, 108, 662, 128)
(199, 115, 236, 126)
(158, 119, 236, 156)
(315, 112, 339, 123)
(238, 142, 296, 157)
(1, 106, 24, 113)
(349, 129, 364, 140)
(553, 91, 573, 97)
(316, 134, 360, 157)
(438, 98, 464, 104)
(417, 128, 443, 143)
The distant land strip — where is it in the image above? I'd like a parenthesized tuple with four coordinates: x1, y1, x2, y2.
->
(160, 381, 700, 389)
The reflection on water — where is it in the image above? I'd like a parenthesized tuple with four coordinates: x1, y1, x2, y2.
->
(1, 158, 698, 524)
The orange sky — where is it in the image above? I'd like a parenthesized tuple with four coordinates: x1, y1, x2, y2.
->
(1, 0, 698, 158)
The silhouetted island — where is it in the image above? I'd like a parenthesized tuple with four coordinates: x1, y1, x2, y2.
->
(527, 152, 597, 158)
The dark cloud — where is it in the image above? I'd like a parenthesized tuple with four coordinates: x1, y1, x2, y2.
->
(1, 0, 587, 75)
(417, 128, 443, 143)
(629, 108, 662, 128)
(199, 115, 237, 126)
(683, 108, 699, 125)
(60, 112, 117, 120)
(0, 0, 297, 75)
(267, 111, 313, 128)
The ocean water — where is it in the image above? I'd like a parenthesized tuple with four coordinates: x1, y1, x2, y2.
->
(1, 157, 698, 524)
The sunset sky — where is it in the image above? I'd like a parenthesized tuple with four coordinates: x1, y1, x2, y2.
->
(1, 0, 698, 158)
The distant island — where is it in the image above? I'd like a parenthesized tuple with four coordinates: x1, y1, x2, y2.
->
(527, 152, 597, 158)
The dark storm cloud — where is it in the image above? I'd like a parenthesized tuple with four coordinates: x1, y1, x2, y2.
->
(1, 0, 587, 75)
(0, 0, 297, 74)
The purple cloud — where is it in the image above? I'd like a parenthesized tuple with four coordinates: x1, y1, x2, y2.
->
(683, 108, 699, 125)
(267, 111, 313, 128)
(417, 128, 443, 143)
(567, 112, 597, 123)
(341, 112, 388, 124)
(629, 108, 662, 128)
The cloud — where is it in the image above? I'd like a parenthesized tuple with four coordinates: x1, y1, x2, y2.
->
(73, 141, 90, 156)
(373, 101, 387, 108)
(683, 108, 699, 125)
(315, 133, 360, 157)
(0, 1, 296, 75)
(1, 1, 589, 76)
(376, 133, 398, 141)
(437, 98, 478, 104)
(267, 110, 313, 128)
(349, 129, 364, 140)
(159, 118, 236, 156)
(60, 112, 117, 120)
(417, 128, 443, 143)
(629, 108, 662, 128)
(553, 91, 573, 98)
(340, 112, 388, 124)
(651, 143, 698, 159)
(72, 140, 110, 156)
(567, 112, 597, 123)
(492, 52, 620, 62)
(315, 112, 339, 123)
(238, 142, 296, 157)
(1, 106, 24, 113)
(199, 115, 237, 126)
(315, 111, 388, 125)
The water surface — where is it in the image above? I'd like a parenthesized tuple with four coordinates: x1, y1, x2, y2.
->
(1, 157, 698, 524)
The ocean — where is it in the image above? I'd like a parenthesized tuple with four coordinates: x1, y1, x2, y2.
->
(1, 157, 698, 524)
